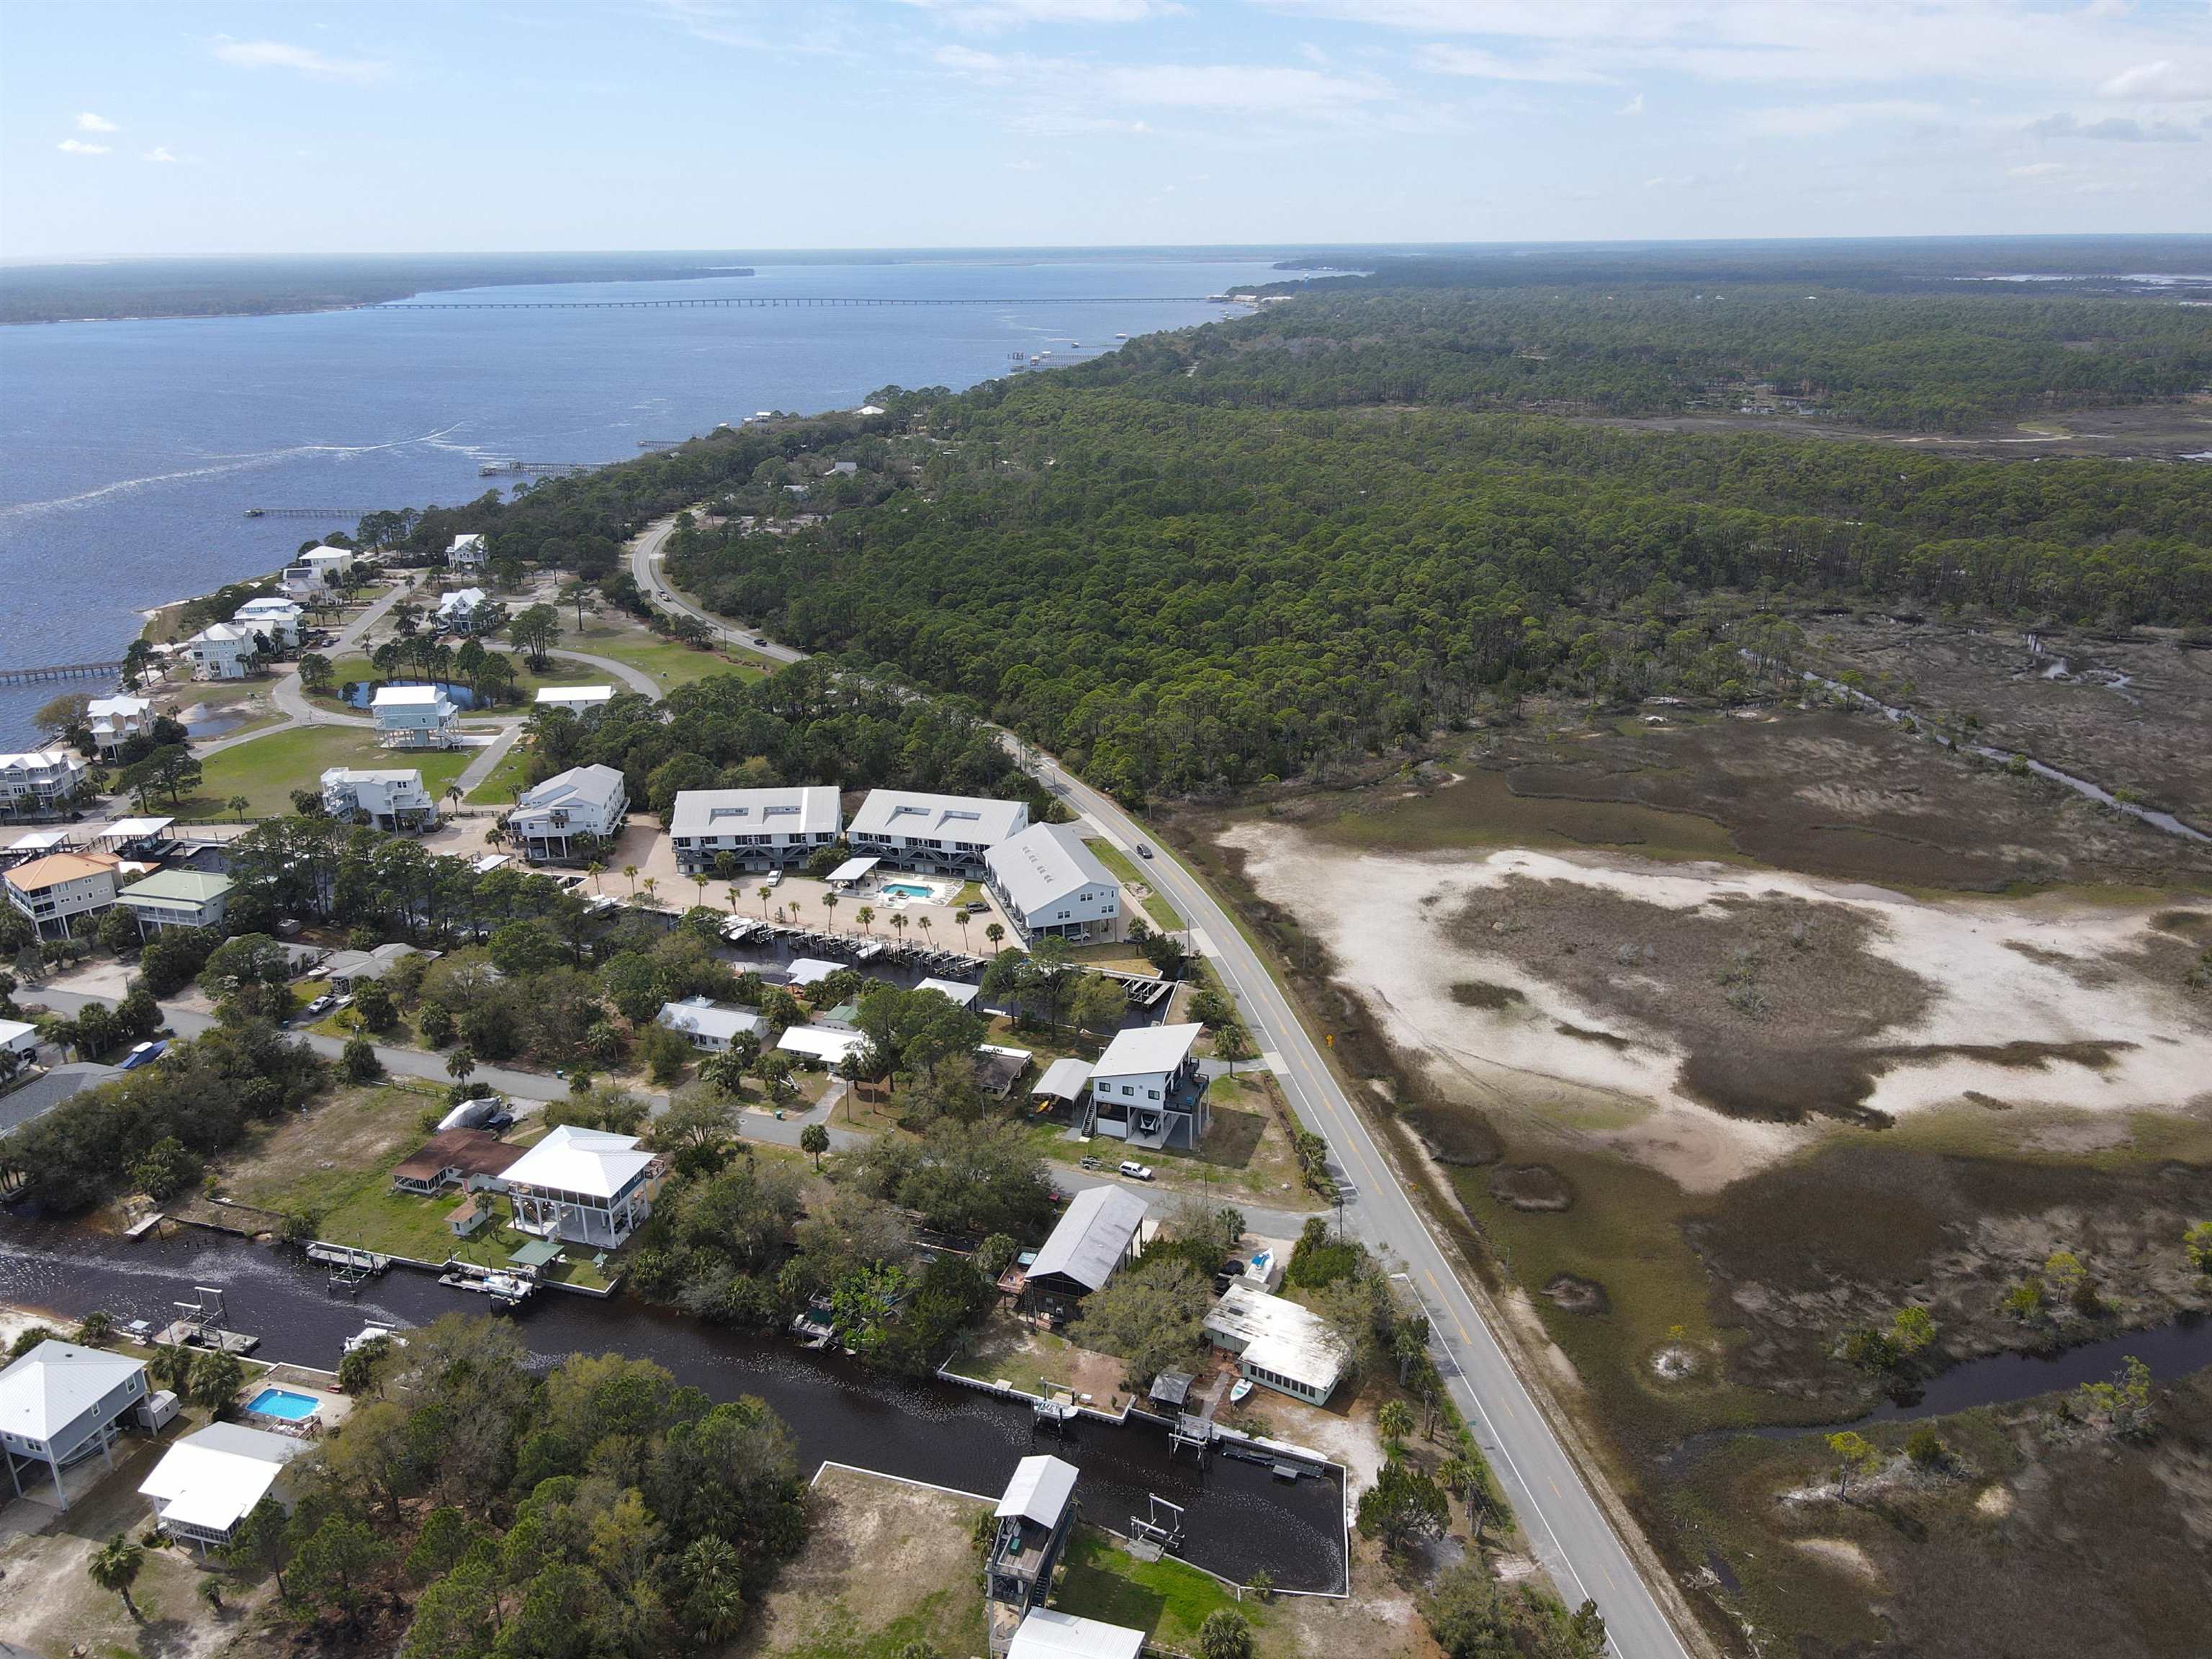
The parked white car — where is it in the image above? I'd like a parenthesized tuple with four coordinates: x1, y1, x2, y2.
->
(1118, 1160, 1154, 1182)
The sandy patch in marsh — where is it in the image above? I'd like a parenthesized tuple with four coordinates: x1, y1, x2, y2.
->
(1220, 823, 2212, 1187)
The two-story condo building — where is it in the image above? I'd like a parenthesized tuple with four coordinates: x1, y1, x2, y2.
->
(447, 533, 490, 570)
(501, 1124, 660, 1248)
(4, 850, 121, 941)
(372, 684, 461, 750)
(847, 790, 1029, 875)
(116, 869, 234, 937)
(984, 822, 1121, 943)
(230, 596, 305, 650)
(321, 765, 440, 830)
(186, 623, 258, 680)
(0, 1341, 150, 1511)
(507, 763, 627, 862)
(0, 749, 89, 817)
(669, 786, 841, 875)
(1085, 1022, 1210, 1151)
(84, 696, 154, 756)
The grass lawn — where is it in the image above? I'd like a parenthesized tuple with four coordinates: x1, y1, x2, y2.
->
(1086, 837, 1184, 930)
(469, 743, 535, 804)
(944, 1310, 1134, 1408)
(568, 621, 769, 690)
(176, 726, 474, 819)
(1050, 1526, 1264, 1651)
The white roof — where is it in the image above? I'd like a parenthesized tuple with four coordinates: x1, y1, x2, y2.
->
(1092, 1022, 1202, 1082)
(102, 816, 174, 838)
(372, 684, 448, 708)
(996, 1454, 1080, 1525)
(1027, 1184, 1148, 1293)
(0, 1341, 144, 1442)
(323, 766, 426, 787)
(777, 1025, 866, 1064)
(501, 1123, 655, 1200)
(985, 822, 1115, 917)
(913, 976, 981, 1008)
(191, 622, 252, 644)
(301, 546, 353, 562)
(668, 786, 842, 840)
(1035, 1058, 1093, 1101)
(233, 596, 302, 616)
(824, 855, 881, 884)
(140, 1423, 303, 1533)
(0, 1015, 40, 1047)
(848, 790, 1028, 847)
(515, 763, 626, 816)
(1205, 1282, 1348, 1397)
(10, 830, 70, 851)
(449, 534, 486, 552)
(534, 685, 615, 706)
(786, 956, 841, 986)
(437, 587, 487, 612)
(86, 695, 152, 718)
(1007, 1610, 1146, 1659)
(657, 997, 762, 1043)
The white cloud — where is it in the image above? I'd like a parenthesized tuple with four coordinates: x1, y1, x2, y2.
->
(57, 139, 111, 155)
(2027, 112, 2199, 143)
(75, 112, 119, 133)
(1744, 99, 1946, 138)
(2008, 161, 2065, 177)
(894, 0, 1169, 29)
(2098, 60, 2212, 102)
(1414, 43, 1609, 84)
(212, 39, 388, 84)
(144, 145, 178, 163)
(1097, 61, 1387, 112)
(1617, 92, 1643, 116)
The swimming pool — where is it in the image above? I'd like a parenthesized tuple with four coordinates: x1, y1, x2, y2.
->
(881, 882, 935, 901)
(245, 1386, 321, 1421)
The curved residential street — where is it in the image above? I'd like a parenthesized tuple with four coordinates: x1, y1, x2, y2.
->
(621, 513, 1702, 1658)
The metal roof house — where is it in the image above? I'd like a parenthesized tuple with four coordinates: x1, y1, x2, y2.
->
(987, 1455, 1080, 1654)
(508, 763, 629, 863)
(1022, 1184, 1148, 1310)
(984, 822, 1120, 943)
(1085, 1023, 1210, 1151)
(371, 684, 461, 750)
(657, 995, 763, 1052)
(848, 790, 1029, 875)
(502, 1124, 660, 1249)
(0, 1061, 122, 1138)
(115, 868, 234, 936)
(1007, 1610, 1146, 1659)
(1032, 1057, 1094, 1109)
(669, 786, 842, 874)
(140, 1421, 307, 1553)
(0, 1340, 149, 1510)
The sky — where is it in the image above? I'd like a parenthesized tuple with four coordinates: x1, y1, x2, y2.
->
(4, 0, 2211, 259)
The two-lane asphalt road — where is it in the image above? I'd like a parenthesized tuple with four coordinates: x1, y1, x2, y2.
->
(1029, 758, 1698, 1659)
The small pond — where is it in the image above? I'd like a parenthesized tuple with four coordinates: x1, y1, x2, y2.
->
(341, 678, 482, 711)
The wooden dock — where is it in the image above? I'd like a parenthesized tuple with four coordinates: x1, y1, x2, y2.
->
(0, 659, 126, 688)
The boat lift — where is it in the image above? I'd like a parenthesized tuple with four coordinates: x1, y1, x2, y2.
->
(1126, 1493, 1184, 1558)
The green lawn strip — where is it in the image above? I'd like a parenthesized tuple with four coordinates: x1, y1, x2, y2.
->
(943, 1320, 1085, 1398)
(468, 745, 534, 805)
(565, 624, 764, 689)
(1049, 1527, 1261, 1650)
(773, 1589, 984, 1659)
(175, 727, 473, 819)
(1084, 837, 1184, 930)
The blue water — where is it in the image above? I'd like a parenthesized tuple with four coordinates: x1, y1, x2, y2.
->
(245, 1385, 322, 1421)
(0, 255, 1289, 741)
(880, 882, 935, 900)
(341, 678, 481, 711)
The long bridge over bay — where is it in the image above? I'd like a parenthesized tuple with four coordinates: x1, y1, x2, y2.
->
(378, 294, 1241, 311)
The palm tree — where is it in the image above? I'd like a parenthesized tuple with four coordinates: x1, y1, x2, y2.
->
(641, 876, 658, 908)
(724, 886, 742, 914)
(822, 894, 839, 933)
(889, 912, 908, 948)
(985, 922, 1005, 953)
(587, 860, 606, 894)
(916, 915, 932, 950)
(622, 863, 639, 895)
(692, 872, 710, 909)
(198, 1575, 226, 1616)
(445, 1045, 477, 1087)
(957, 912, 971, 953)
(757, 885, 773, 919)
(75, 1309, 114, 1348)
(788, 901, 804, 931)
(225, 794, 250, 819)
(855, 904, 875, 937)
(88, 1533, 144, 1620)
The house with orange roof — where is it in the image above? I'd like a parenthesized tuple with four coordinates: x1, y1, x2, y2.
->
(4, 850, 122, 941)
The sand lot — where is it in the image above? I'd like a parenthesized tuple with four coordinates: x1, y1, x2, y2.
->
(1222, 822, 2212, 1190)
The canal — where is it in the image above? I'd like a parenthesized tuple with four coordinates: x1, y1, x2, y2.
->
(0, 1220, 1347, 1593)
